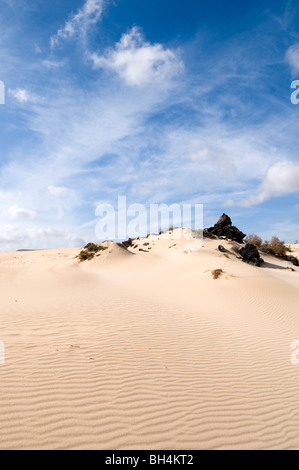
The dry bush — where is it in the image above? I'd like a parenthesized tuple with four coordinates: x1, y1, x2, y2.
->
(84, 243, 107, 253)
(260, 236, 287, 259)
(78, 250, 95, 262)
(245, 234, 262, 247)
(78, 243, 107, 262)
(212, 269, 223, 280)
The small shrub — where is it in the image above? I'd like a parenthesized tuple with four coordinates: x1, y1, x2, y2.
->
(212, 269, 223, 280)
(78, 243, 108, 262)
(245, 234, 262, 247)
(260, 241, 271, 255)
(260, 236, 287, 259)
(78, 250, 95, 262)
(271, 236, 288, 258)
(84, 243, 107, 253)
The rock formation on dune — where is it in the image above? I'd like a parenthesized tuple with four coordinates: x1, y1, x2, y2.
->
(205, 214, 246, 243)
(239, 244, 264, 267)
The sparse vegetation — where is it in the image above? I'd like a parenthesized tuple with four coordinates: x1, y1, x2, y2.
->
(84, 243, 107, 253)
(260, 236, 288, 259)
(242, 235, 298, 265)
(245, 234, 262, 247)
(77, 243, 108, 262)
(212, 269, 223, 280)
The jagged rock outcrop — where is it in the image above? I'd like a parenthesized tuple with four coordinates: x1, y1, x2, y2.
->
(206, 214, 246, 243)
(239, 243, 264, 267)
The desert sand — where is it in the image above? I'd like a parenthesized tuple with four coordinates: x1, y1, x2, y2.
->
(0, 230, 298, 450)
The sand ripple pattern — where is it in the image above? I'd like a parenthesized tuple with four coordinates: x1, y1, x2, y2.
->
(0, 242, 298, 449)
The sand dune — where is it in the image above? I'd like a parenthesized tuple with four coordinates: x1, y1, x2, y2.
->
(0, 233, 298, 449)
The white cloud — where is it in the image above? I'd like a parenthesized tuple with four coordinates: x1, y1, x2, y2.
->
(0, 225, 85, 250)
(2, 5, 299, 248)
(51, 0, 104, 48)
(237, 161, 299, 207)
(42, 60, 64, 69)
(48, 185, 68, 197)
(8, 88, 29, 103)
(35, 44, 42, 54)
(7, 205, 37, 221)
(91, 27, 183, 86)
(186, 140, 211, 162)
(286, 43, 299, 74)
(3, 0, 17, 7)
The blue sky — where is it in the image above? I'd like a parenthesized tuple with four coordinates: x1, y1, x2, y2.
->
(0, 0, 299, 249)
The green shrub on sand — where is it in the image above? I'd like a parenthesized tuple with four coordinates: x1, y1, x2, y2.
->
(77, 243, 108, 262)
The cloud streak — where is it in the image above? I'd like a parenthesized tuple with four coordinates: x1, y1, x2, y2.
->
(51, 0, 105, 48)
(286, 43, 299, 74)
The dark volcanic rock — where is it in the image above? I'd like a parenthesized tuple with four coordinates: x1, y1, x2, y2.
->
(285, 255, 299, 267)
(203, 229, 216, 239)
(215, 214, 232, 228)
(206, 214, 246, 243)
(239, 243, 264, 267)
(218, 245, 227, 253)
(122, 238, 133, 248)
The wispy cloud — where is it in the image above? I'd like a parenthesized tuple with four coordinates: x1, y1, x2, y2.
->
(34, 44, 42, 54)
(7, 205, 37, 221)
(0, 1, 299, 249)
(51, 0, 105, 49)
(286, 43, 299, 74)
(2, 0, 18, 7)
(41, 60, 65, 69)
(8, 88, 30, 103)
(48, 186, 69, 197)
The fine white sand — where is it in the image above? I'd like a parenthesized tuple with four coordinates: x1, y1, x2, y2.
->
(0, 232, 298, 450)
